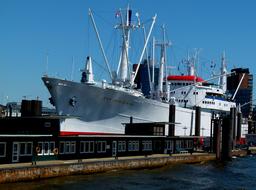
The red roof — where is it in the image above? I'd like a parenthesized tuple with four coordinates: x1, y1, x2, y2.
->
(167, 75, 204, 82)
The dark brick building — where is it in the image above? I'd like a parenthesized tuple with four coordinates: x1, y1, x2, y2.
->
(227, 68, 253, 118)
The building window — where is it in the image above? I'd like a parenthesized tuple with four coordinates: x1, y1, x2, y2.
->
(59, 141, 76, 154)
(20, 143, 26, 155)
(128, 141, 139, 151)
(165, 140, 174, 151)
(50, 142, 55, 154)
(27, 142, 32, 155)
(19, 142, 33, 156)
(65, 142, 70, 153)
(176, 140, 182, 149)
(118, 141, 126, 152)
(80, 141, 94, 153)
(0, 142, 6, 157)
(97, 141, 106, 153)
(142, 141, 152, 151)
(153, 127, 164, 136)
(183, 140, 193, 149)
(70, 142, 76, 153)
(60, 142, 65, 154)
(37, 141, 56, 156)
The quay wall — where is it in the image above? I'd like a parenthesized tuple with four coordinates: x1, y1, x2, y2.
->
(0, 154, 215, 184)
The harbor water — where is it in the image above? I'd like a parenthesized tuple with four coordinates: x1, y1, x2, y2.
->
(1, 156, 255, 190)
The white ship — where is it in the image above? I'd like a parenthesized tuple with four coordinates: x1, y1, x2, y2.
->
(166, 52, 235, 112)
(42, 6, 235, 136)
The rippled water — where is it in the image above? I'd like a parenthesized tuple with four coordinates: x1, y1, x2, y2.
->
(1, 156, 256, 190)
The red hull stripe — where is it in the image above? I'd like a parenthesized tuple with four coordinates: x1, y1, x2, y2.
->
(167, 75, 204, 82)
(60, 131, 115, 136)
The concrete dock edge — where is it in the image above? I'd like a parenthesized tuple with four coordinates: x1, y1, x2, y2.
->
(0, 154, 215, 184)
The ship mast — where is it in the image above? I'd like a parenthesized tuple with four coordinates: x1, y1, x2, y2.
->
(88, 6, 156, 87)
(220, 51, 227, 93)
(117, 6, 132, 83)
(116, 6, 156, 87)
(187, 53, 195, 76)
(155, 25, 170, 100)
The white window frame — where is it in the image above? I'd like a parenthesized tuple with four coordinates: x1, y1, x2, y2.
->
(19, 142, 33, 156)
(60, 141, 76, 154)
(49, 142, 55, 155)
(44, 142, 50, 155)
(70, 141, 76, 154)
(65, 142, 70, 153)
(38, 141, 55, 156)
(142, 140, 152, 151)
(128, 141, 139, 151)
(118, 141, 126, 152)
(80, 141, 94, 153)
(97, 141, 106, 153)
(37, 142, 44, 155)
(153, 127, 164, 136)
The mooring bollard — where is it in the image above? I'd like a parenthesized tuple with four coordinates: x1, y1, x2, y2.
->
(213, 118, 221, 160)
(231, 107, 236, 149)
(221, 114, 233, 161)
(236, 110, 242, 143)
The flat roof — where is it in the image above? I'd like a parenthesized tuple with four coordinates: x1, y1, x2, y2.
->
(61, 135, 197, 139)
(0, 134, 53, 137)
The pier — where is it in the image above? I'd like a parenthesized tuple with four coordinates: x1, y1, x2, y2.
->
(0, 153, 215, 184)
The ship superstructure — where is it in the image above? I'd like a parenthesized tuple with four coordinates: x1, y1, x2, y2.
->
(165, 53, 235, 112)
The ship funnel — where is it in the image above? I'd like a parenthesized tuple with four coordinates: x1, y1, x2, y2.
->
(81, 56, 95, 84)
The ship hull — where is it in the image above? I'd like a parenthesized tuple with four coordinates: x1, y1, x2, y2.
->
(42, 76, 212, 136)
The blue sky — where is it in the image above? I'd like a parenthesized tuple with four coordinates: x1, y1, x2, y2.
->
(0, 0, 256, 107)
